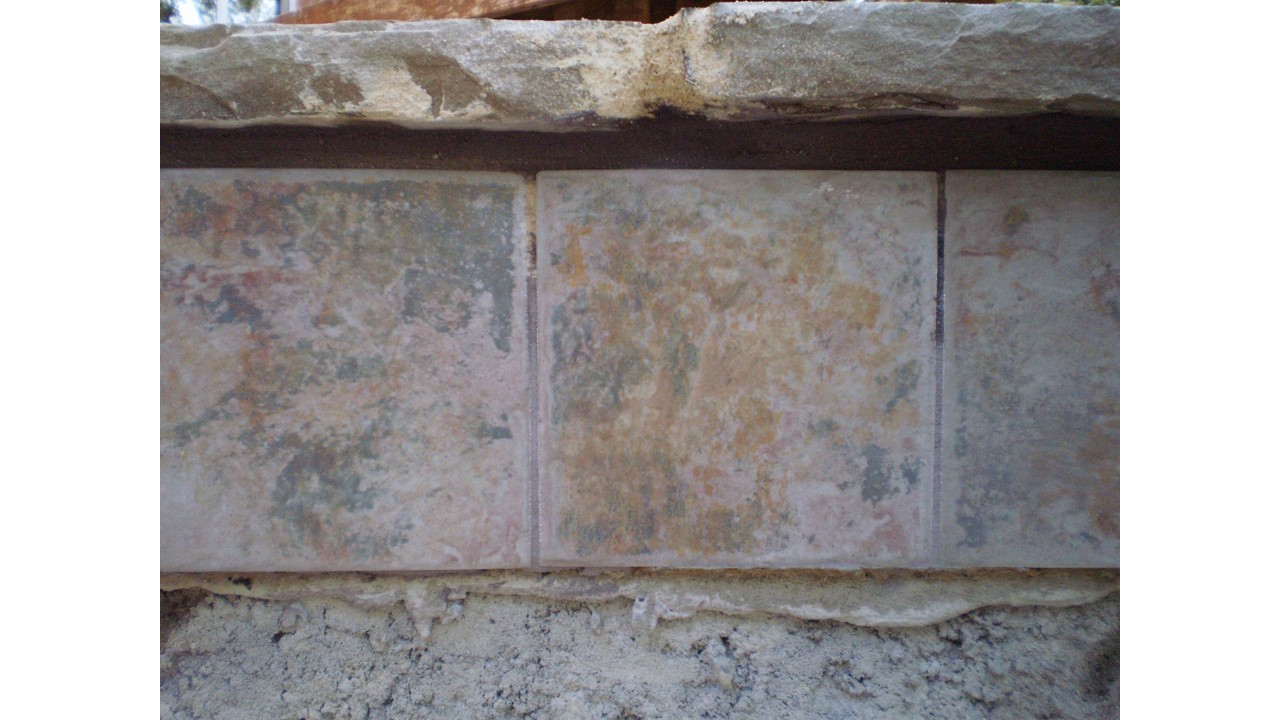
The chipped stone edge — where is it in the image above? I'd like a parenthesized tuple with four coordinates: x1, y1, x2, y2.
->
(160, 3, 1119, 130)
(161, 569, 1118, 639)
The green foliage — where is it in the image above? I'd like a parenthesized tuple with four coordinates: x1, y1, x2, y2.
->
(190, 0, 279, 24)
(161, 0, 177, 22)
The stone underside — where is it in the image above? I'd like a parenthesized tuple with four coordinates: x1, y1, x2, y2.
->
(161, 2, 1119, 129)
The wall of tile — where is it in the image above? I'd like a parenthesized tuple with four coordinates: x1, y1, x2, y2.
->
(161, 169, 1118, 571)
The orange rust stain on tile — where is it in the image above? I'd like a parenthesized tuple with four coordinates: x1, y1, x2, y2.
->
(824, 282, 882, 332)
(957, 238, 1042, 264)
(1002, 205, 1029, 236)
(237, 332, 274, 435)
(866, 510, 912, 558)
(312, 304, 341, 329)
(550, 242, 807, 556)
(1081, 397, 1120, 538)
(1090, 262, 1121, 320)
(562, 229, 588, 290)
(730, 397, 780, 462)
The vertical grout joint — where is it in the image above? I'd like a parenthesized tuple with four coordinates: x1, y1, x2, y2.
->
(525, 176, 542, 570)
(931, 172, 946, 567)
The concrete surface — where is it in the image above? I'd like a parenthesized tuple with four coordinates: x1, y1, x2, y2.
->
(161, 569, 1119, 719)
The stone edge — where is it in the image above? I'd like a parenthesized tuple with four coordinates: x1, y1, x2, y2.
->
(161, 2, 1119, 130)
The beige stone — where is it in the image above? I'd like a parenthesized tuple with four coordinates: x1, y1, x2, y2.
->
(161, 3, 1119, 129)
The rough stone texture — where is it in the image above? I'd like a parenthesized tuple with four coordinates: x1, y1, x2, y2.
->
(682, 2, 1119, 119)
(941, 171, 1119, 567)
(538, 171, 936, 567)
(161, 170, 530, 571)
(161, 569, 1119, 632)
(161, 572, 1119, 719)
(160, 3, 1119, 129)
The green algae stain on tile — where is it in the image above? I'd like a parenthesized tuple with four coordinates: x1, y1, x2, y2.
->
(855, 444, 897, 505)
(161, 170, 529, 572)
(663, 333, 700, 403)
(539, 171, 937, 568)
(881, 360, 922, 415)
(268, 429, 397, 561)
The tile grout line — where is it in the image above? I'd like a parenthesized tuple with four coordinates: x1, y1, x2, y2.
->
(931, 171, 947, 567)
(525, 177, 541, 570)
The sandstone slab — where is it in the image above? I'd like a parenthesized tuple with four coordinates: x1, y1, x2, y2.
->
(161, 3, 1119, 129)
(941, 171, 1119, 567)
(161, 170, 530, 571)
(683, 2, 1119, 119)
(538, 171, 937, 568)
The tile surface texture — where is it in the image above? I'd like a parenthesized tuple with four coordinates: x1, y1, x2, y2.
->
(941, 171, 1119, 567)
(161, 170, 529, 571)
(538, 171, 937, 567)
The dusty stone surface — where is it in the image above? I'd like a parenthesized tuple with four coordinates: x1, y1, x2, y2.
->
(682, 2, 1119, 119)
(161, 571, 1119, 719)
(160, 3, 1119, 129)
(538, 171, 936, 567)
(941, 172, 1119, 567)
(161, 170, 530, 571)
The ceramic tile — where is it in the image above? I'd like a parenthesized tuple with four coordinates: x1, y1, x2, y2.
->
(941, 171, 1119, 567)
(538, 171, 937, 567)
(161, 170, 529, 571)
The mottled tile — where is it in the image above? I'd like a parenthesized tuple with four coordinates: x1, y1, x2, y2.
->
(941, 172, 1119, 567)
(161, 170, 529, 571)
(538, 171, 936, 567)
